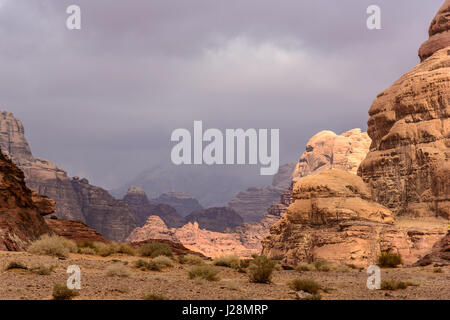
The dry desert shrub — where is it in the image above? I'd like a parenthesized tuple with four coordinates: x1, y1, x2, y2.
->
(381, 279, 417, 290)
(179, 254, 205, 265)
(213, 255, 240, 269)
(188, 265, 220, 281)
(143, 293, 168, 300)
(248, 255, 276, 284)
(378, 252, 403, 268)
(52, 284, 80, 300)
(5, 261, 27, 271)
(31, 264, 55, 275)
(152, 255, 173, 267)
(105, 263, 131, 277)
(296, 260, 350, 273)
(27, 235, 77, 258)
(138, 242, 173, 258)
(116, 244, 136, 256)
(289, 278, 321, 294)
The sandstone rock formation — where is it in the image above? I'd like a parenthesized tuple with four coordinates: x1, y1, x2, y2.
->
(419, 0, 450, 61)
(292, 129, 371, 183)
(46, 218, 109, 244)
(0, 111, 137, 241)
(0, 150, 55, 251)
(185, 207, 243, 232)
(122, 186, 185, 228)
(416, 231, 450, 265)
(173, 222, 253, 258)
(71, 177, 137, 241)
(228, 163, 296, 223)
(126, 216, 179, 243)
(358, 49, 450, 218)
(262, 170, 397, 266)
(154, 191, 203, 217)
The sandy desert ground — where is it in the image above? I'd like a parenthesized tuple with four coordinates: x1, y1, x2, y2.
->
(0, 251, 448, 300)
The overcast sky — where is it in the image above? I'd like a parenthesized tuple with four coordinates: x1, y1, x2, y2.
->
(0, 0, 443, 189)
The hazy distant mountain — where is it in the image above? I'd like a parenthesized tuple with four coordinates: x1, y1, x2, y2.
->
(111, 164, 272, 208)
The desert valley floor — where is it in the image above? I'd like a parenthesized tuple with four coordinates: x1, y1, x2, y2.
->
(0, 250, 449, 300)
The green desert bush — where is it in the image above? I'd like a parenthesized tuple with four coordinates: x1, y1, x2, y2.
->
(377, 252, 403, 268)
(27, 235, 77, 258)
(188, 265, 220, 281)
(381, 279, 417, 291)
(289, 278, 321, 294)
(213, 255, 240, 269)
(105, 263, 131, 277)
(92, 242, 116, 257)
(143, 293, 168, 300)
(248, 255, 277, 284)
(139, 242, 173, 258)
(52, 284, 79, 300)
(5, 261, 27, 271)
(134, 259, 162, 271)
(179, 254, 205, 265)
(313, 260, 332, 272)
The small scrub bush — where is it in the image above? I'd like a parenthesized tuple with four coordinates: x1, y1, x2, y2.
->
(377, 252, 402, 268)
(6, 261, 27, 271)
(139, 242, 173, 258)
(93, 242, 116, 257)
(32, 265, 55, 275)
(52, 283, 79, 300)
(153, 255, 173, 267)
(248, 255, 276, 284)
(78, 247, 96, 255)
(434, 268, 443, 273)
(381, 279, 417, 291)
(213, 255, 240, 269)
(116, 244, 136, 256)
(143, 293, 168, 300)
(296, 263, 315, 272)
(27, 235, 77, 258)
(134, 259, 162, 271)
(313, 260, 332, 272)
(179, 254, 205, 265)
(290, 278, 321, 294)
(105, 263, 131, 277)
(188, 265, 220, 281)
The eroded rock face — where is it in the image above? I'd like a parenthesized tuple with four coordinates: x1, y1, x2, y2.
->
(358, 47, 450, 218)
(155, 191, 203, 217)
(46, 218, 109, 244)
(0, 150, 54, 251)
(0, 111, 137, 241)
(126, 216, 179, 243)
(416, 231, 450, 265)
(418, 0, 450, 62)
(71, 177, 137, 241)
(185, 207, 243, 232)
(122, 186, 185, 228)
(228, 163, 296, 223)
(292, 129, 371, 183)
(262, 170, 397, 266)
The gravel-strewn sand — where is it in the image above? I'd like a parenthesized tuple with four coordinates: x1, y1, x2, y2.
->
(0, 251, 448, 300)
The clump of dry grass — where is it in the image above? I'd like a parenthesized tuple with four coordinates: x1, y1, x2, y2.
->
(138, 242, 173, 258)
(296, 260, 350, 273)
(213, 255, 240, 269)
(152, 256, 173, 267)
(188, 265, 220, 281)
(5, 261, 28, 271)
(143, 293, 168, 300)
(31, 264, 55, 275)
(105, 263, 131, 277)
(27, 235, 77, 258)
(52, 284, 80, 300)
(289, 278, 321, 294)
(381, 279, 417, 291)
(179, 254, 205, 265)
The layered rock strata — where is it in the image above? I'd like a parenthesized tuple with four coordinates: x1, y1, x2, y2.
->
(46, 218, 109, 244)
(185, 207, 244, 232)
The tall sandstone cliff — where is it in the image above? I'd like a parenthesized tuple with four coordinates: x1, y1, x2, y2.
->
(0, 111, 136, 241)
(0, 150, 55, 250)
(358, 5, 450, 218)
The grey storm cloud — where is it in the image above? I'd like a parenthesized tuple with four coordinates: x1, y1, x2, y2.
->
(0, 0, 444, 188)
